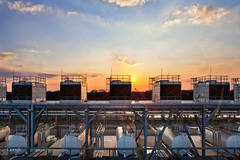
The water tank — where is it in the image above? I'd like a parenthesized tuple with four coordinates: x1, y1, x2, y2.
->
(0, 126, 10, 141)
(206, 128, 240, 155)
(171, 133, 191, 156)
(162, 127, 191, 156)
(226, 135, 240, 154)
(6, 135, 27, 155)
(116, 135, 137, 157)
(61, 135, 82, 156)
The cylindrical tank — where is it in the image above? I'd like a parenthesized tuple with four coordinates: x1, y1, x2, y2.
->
(0, 126, 10, 141)
(6, 135, 27, 155)
(162, 127, 191, 156)
(206, 128, 240, 154)
(61, 135, 82, 156)
(50, 128, 86, 156)
(116, 126, 137, 158)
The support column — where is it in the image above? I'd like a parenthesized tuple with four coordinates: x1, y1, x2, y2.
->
(31, 104, 34, 148)
(56, 115, 60, 139)
(144, 107, 148, 159)
(27, 105, 31, 154)
(90, 121, 93, 145)
(85, 107, 89, 159)
(202, 105, 206, 157)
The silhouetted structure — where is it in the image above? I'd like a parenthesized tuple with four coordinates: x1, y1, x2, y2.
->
(192, 75, 230, 102)
(60, 74, 87, 102)
(107, 75, 131, 100)
(150, 75, 181, 101)
(181, 90, 193, 100)
(0, 77, 7, 101)
(232, 78, 240, 101)
(12, 75, 46, 102)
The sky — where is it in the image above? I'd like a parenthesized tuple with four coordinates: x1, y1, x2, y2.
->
(0, 0, 240, 91)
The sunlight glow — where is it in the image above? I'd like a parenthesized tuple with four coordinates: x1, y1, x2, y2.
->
(131, 76, 136, 82)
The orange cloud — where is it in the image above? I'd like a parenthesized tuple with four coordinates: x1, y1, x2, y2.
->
(116, 56, 137, 66)
(0, 52, 15, 62)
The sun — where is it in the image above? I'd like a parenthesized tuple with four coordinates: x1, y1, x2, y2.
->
(131, 76, 136, 82)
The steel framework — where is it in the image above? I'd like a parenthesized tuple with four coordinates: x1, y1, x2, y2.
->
(0, 77, 6, 86)
(149, 75, 180, 90)
(61, 74, 87, 83)
(0, 101, 240, 159)
(106, 75, 131, 91)
(191, 75, 229, 85)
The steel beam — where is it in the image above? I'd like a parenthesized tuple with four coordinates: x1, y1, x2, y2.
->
(195, 115, 203, 134)
(148, 110, 173, 160)
(88, 107, 103, 124)
(72, 109, 86, 123)
(30, 104, 34, 148)
(129, 106, 144, 124)
(202, 105, 206, 157)
(34, 107, 45, 121)
(178, 112, 200, 157)
(143, 107, 148, 160)
(27, 105, 31, 154)
(84, 107, 89, 159)
(205, 105, 221, 124)
(13, 107, 27, 123)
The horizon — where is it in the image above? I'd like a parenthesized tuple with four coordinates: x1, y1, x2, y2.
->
(0, 0, 240, 91)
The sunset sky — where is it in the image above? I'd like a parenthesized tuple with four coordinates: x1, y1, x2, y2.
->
(0, 0, 240, 91)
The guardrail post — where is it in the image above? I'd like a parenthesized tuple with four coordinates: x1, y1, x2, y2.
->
(84, 106, 89, 159)
(27, 105, 31, 154)
(144, 107, 148, 159)
(31, 104, 34, 149)
(202, 105, 206, 157)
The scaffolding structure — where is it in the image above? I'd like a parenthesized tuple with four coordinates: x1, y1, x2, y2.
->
(150, 75, 181, 101)
(61, 74, 87, 84)
(0, 101, 240, 159)
(191, 75, 230, 102)
(12, 75, 46, 102)
(13, 75, 46, 85)
(106, 75, 132, 100)
(0, 77, 7, 101)
(232, 78, 240, 101)
(191, 75, 229, 85)
(106, 75, 131, 90)
(149, 75, 180, 90)
(60, 74, 87, 102)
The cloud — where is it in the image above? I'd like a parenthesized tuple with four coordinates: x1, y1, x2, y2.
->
(0, 52, 15, 62)
(0, 66, 57, 78)
(6, 0, 46, 14)
(116, 56, 137, 66)
(66, 11, 109, 27)
(87, 73, 106, 78)
(162, 19, 182, 28)
(163, 4, 229, 28)
(20, 48, 52, 55)
(102, 0, 148, 7)
(66, 11, 79, 16)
